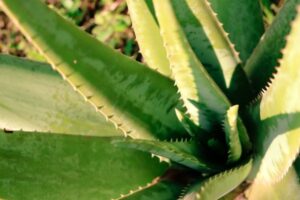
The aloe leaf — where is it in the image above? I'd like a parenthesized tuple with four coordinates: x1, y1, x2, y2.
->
(0, 54, 119, 136)
(115, 180, 182, 200)
(0, 0, 187, 140)
(115, 168, 197, 200)
(175, 109, 204, 137)
(223, 105, 242, 164)
(126, 0, 171, 77)
(145, 0, 157, 21)
(115, 178, 184, 199)
(248, 9, 300, 184)
(152, 0, 230, 131)
(248, 111, 300, 182)
(182, 159, 252, 200)
(113, 138, 219, 172)
(245, 0, 300, 95)
(247, 167, 300, 200)
(209, 0, 265, 62)
(0, 130, 168, 200)
(171, 0, 253, 105)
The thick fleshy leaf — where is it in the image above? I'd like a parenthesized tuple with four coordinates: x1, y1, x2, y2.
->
(175, 109, 204, 137)
(0, 54, 118, 136)
(0, 130, 168, 200)
(248, 111, 300, 182)
(0, 0, 187, 140)
(126, 0, 171, 77)
(182, 159, 252, 200)
(113, 138, 220, 172)
(209, 0, 264, 62)
(145, 0, 157, 21)
(223, 105, 242, 163)
(247, 167, 300, 200)
(115, 180, 182, 200)
(245, 0, 300, 95)
(115, 168, 196, 200)
(153, 0, 230, 131)
(248, 8, 300, 184)
(171, 0, 252, 105)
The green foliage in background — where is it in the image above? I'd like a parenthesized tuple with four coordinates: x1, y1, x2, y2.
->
(0, 0, 300, 199)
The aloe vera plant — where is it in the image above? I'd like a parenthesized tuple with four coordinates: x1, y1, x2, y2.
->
(0, 0, 300, 199)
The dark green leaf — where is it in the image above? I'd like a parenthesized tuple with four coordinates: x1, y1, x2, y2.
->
(209, 0, 265, 62)
(245, 0, 300, 95)
(113, 138, 220, 172)
(0, 130, 168, 200)
(0, 0, 187, 140)
(171, 0, 253, 105)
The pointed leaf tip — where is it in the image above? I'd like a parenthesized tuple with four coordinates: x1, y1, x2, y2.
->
(182, 159, 252, 200)
(245, 0, 300, 95)
(126, 0, 171, 77)
(153, 0, 231, 132)
(250, 6, 300, 185)
(224, 105, 242, 164)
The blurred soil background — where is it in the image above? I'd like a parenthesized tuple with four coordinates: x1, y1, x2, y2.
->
(0, 0, 285, 62)
(0, 0, 140, 62)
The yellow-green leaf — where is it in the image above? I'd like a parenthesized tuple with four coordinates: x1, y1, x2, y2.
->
(0, 55, 118, 136)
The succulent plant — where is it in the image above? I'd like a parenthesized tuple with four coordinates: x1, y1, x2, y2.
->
(0, 0, 300, 199)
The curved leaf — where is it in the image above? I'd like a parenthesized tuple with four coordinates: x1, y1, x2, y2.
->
(0, 0, 187, 140)
(113, 138, 219, 172)
(223, 105, 242, 163)
(171, 0, 253, 105)
(175, 109, 204, 137)
(249, 8, 300, 183)
(0, 55, 119, 136)
(182, 159, 252, 200)
(126, 0, 171, 77)
(209, 0, 264, 62)
(247, 167, 300, 200)
(153, 0, 230, 131)
(0, 130, 168, 200)
(115, 168, 197, 200)
(245, 0, 300, 95)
